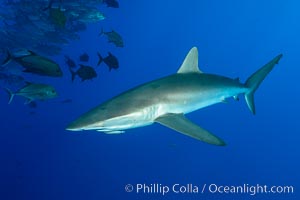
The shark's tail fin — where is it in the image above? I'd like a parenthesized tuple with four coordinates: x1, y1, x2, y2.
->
(244, 54, 283, 114)
(3, 87, 15, 104)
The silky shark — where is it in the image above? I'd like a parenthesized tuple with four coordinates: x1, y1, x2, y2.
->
(66, 47, 282, 146)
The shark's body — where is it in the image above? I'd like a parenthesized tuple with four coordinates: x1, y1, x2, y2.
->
(66, 47, 282, 146)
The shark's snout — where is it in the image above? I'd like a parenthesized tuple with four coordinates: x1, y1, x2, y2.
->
(65, 121, 83, 131)
(66, 117, 91, 131)
(66, 115, 105, 131)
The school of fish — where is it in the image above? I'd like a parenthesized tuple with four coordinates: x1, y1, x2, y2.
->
(0, 0, 122, 106)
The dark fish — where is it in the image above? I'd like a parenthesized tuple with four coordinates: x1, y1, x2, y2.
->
(70, 64, 97, 82)
(2, 50, 63, 77)
(103, 0, 119, 8)
(65, 55, 76, 68)
(79, 53, 89, 62)
(4, 82, 58, 104)
(97, 52, 119, 71)
(100, 29, 124, 47)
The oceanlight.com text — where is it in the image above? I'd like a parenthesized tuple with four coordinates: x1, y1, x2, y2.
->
(124, 183, 294, 196)
(207, 183, 294, 195)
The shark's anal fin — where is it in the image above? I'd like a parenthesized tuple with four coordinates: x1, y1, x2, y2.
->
(155, 113, 226, 146)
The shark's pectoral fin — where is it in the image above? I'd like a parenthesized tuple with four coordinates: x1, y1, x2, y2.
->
(155, 113, 226, 146)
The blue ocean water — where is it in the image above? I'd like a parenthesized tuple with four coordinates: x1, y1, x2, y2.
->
(0, 0, 299, 199)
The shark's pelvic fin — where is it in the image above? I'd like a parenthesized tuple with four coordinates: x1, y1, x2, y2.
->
(155, 113, 226, 146)
(177, 47, 203, 74)
(245, 54, 283, 114)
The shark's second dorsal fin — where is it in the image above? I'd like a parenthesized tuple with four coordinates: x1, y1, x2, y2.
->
(177, 47, 203, 74)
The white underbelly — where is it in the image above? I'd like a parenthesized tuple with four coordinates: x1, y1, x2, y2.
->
(99, 105, 160, 132)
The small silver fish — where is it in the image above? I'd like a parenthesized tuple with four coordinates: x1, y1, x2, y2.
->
(4, 82, 58, 104)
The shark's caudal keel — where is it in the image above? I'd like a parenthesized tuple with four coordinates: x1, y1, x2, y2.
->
(66, 47, 282, 146)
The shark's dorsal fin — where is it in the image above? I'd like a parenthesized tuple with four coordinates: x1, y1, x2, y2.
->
(177, 47, 203, 74)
